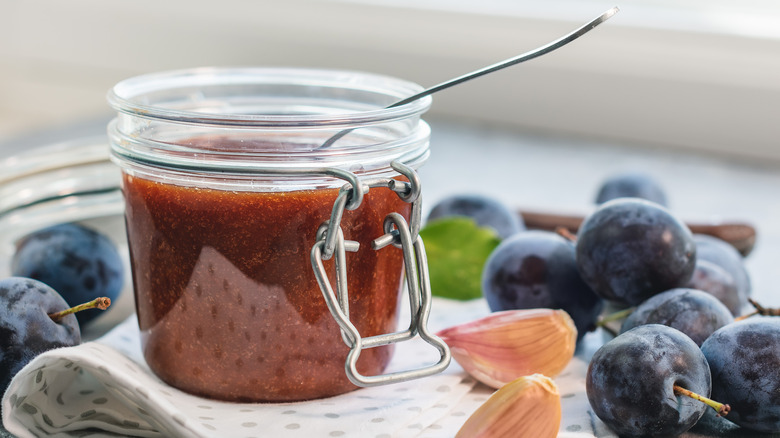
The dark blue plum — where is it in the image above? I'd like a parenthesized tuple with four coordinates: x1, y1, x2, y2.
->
(482, 230, 603, 341)
(586, 324, 711, 438)
(595, 172, 668, 207)
(695, 234, 751, 302)
(427, 194, 524, 239)
(687, 259, 743, 316)
(701, 318, 780, 433)
(0, 277, 80, 392)
(575, 198, 696, 306)
(620, 288, 734, 346)
(12, 223, 123, 325)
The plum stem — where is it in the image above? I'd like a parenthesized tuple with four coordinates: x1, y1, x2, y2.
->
(735, 298, 780, 321)
(599, 324, 618, 338)
(555, 226, 578, 243)
(673, 385, 731, 417)
(48, 297, 111, 322)
(595, 307, 636, 337)
(596, 307, 636, 328)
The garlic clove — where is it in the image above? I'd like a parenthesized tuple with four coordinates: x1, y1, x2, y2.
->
(456, 373, 561, 438)
(437, 309, 577, 388)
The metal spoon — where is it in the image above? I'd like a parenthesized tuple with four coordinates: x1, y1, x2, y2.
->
(320, 6, 619, 148)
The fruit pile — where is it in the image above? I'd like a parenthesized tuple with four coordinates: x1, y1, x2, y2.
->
(0, 223, 123, 394)
(426, 172, 779, 437)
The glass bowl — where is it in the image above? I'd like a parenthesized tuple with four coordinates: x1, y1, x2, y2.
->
(0, 136, 134, 339)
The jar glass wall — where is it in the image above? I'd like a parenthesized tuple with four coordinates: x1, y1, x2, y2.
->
(108, 68, 434, 402)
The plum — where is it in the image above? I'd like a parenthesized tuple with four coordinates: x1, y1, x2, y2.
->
(427, 194, 523, 239)
(695, 234, 751, 303)
(587, 324, 718, 437)
(620, 288, 734, 346)
(0, 277, 80, 392)
(687, 259, 743, 316)
(701, 318, 780, 433)
(12, 223, 123, 325)
(595, 172, 668, 207)
(576, 199, 696, 306)
(481, 230, 602, 340)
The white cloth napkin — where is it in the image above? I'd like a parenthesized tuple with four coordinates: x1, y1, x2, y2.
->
(1, 298, 607, 438)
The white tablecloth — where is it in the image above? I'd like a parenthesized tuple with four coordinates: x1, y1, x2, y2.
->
(1, 298, 610, 437)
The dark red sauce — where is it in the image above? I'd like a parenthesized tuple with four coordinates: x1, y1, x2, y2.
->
(122, 173, 410, 402)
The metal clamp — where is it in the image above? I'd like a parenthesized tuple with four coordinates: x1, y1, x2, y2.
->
(310, 161, 450, 387)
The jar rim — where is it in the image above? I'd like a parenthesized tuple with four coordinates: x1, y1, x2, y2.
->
(108, 67, 432, 186)
(106, 67, 432, 127)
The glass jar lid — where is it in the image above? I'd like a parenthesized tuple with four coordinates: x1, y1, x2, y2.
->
(108, 67, 432, 182)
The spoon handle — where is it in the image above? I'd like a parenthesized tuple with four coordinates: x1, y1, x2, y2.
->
(389, 6, 619, 109)
(319, 6, 618, 149)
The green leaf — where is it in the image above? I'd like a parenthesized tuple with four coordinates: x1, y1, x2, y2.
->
(419, 217, 502, 301)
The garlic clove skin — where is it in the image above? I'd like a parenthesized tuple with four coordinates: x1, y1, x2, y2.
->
(456, 373, 561, 438)
(437, 309, 577, 388)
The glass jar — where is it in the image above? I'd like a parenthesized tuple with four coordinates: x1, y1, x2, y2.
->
(107, 67, 449, 402)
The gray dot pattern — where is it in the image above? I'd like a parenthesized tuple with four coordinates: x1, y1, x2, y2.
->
(0, 302, 602, 437)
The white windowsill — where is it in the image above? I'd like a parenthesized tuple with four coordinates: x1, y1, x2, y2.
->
(1, 0, 779, 163)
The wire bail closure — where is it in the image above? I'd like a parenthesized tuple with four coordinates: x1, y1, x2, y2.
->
(310, 161, 451, 386)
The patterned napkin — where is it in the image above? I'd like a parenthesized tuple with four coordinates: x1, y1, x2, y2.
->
(1, 298, 603, 438)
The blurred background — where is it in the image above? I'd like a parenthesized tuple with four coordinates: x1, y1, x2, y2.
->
(2, 0, 780, 162)
(1, 0, 780, 318)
